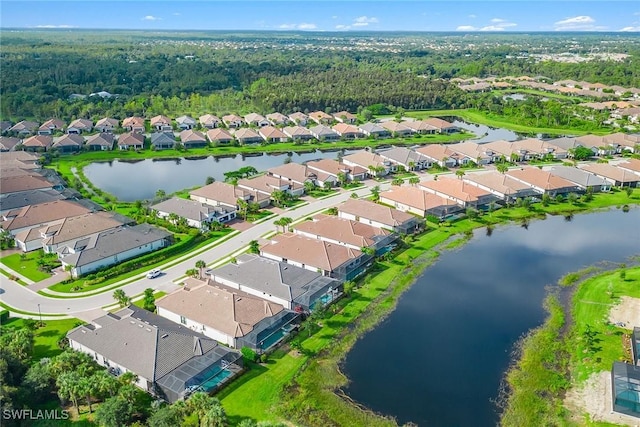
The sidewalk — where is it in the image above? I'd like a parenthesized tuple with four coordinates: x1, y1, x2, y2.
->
(27, 267, 69, 291)
(0, 264, 34, 286)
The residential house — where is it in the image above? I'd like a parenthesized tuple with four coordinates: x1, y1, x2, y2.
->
(422, 117, 457, 133)
(209, 253, 343, 311)
(190, 181, 271, 210)
(377, 147, 431, 170)
(483, 139, 525, 163)
(85, 133, 114, 151)
(548, 166, 611, 192)
(179, 130, 207, 148)
(379, 186, 462, 219)
(332, 123, 364, 139)
(67, 119, 93, 134)
(380, 121, 413, 137)
(244, 113, 269, 127)
(309, 125, 339, 141)
(0, 175, 54, 196)
(38, 119, 66, 135)
(150, 132, 176, 150)
(267, 163, 314, 187)
(288, 112, 309, 126)
(94, 117, 119, 133)
(9, 121, 39, 136)
(545, 137, 598, 157)
(238, 175, 304, 200)
(67, 306, 242, 403)
(150, 115, 173, 132)
(156, 278, 298, 352)
(343, 151, 392, 176)
(222, 114, 244, 128)
(233, 128, 263, 145)
(0, 189, 65, 216)
(283, 126, 315, 142)
(506, 167, 583, 195)
(1, 200, 92, 236)
(419, 177, 496, 209)
(293, 214, 396, 253)
(576, 134, 616, 156)
(448, 141, 492, 165)
(462, 171, 539, 202)
(122, 116, 146, 133)
(117, 132, 145, 150)
(309, 111, 333, 125)
(59, 224, 172, 278)
(0, 151, 40, 171)
(52, 134, 84, 153)
(0, 121, 13, 134)
(260, 233, 370, 281)
(333, 111, 357, 124)
(259, 126, 288, 143)
(402, 120, 438, 135)
(0, 136, 21, 152)
(610, 362, 640, 417)
(199, 114, 221, 129)
(338, 198, 423, 234)
(21, 135, 53, 152)
(415, 144, 459, 168)
(150, 197, 236, 229)
(603, 133, 640, 153)
(616, 159, 640, 177)
(266, 112, 289, 126)
(580, 163, 640, 188)
(305, 158, 366, 185)
(206, 128, 234, 145)
(358, 123, 391, 139)
(175, 115, 196, 130)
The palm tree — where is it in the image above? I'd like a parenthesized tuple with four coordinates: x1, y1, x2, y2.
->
(113, 289, 131, 307)
(337, 172, 347, 187)
(455, 169, 465, 179)
(391, 178, 404, 186)
(304, 181, 316, 194)
(408, 176, 420, 186)
(370, 185, 380, 202)
(407, 161, 416, 171)
(187, 392, 221, 424)
(274, 216, 293, 233)
(236, 198, 249, 220)
(78, 376, 96, 414)
(155, 189, 166, 199)
(249, 240, 260, 254)
(185, 268, 198, 278)
(201, 403, 227, 427)
(57, 371, 82, 416)
(195, 260, 206, 279)
(93, 370, 119, 399)
(496, 163, 508, 174)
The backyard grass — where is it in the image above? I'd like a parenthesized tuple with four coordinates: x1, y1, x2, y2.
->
(1, 317, 82, 360)
(0, 252, 52, 282)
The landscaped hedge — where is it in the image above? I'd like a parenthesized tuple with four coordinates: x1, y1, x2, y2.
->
(0, 310, 9, 323)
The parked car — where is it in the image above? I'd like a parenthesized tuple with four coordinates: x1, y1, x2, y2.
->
(146, 269, 162, 279)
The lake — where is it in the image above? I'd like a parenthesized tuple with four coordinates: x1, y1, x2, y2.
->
(342, 208, 640, 427)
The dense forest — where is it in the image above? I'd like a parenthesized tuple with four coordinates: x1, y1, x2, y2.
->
(1, 30, 639, 121)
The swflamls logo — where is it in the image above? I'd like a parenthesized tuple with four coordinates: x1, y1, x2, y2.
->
(2, 409, 70, 420)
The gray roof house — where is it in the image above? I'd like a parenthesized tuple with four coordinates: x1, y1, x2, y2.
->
(0, 136, 21, 152)
(283, 126, 315, 141)
(85, 133, 114, 151)
(151, 197, 236, 229)
(0, 189, 65, 215)
(94, 117, 119, 133)
(38, 119, 66, 135)
(59, 224, 172, 278)
(377, 147, 432, 170)
(358, 122, 391, 139)
(151, 132, 176, 150)
(548, 166, 611, 192)
(67, 306, 242, 403)
(179, 130, 207, 148)
(52, 134, 84, 153)
(175, 115, 196, 130)
(309, 125, 340, 141)
(209, 253, 343, 311)
(117, 132, 145, 150)
(9, 121, 39, 135)
(67, 119, 93, 134)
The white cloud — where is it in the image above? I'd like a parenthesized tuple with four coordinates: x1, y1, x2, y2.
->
(619, 26, 640, 32)
(335, 24, 351, 30)
(468, 14, 477, 19)
(142, 15, 161, 21)
(553, 15, 606, 31)
(279, 23, 317, 30)
(172, 12, 181, 16)
(491, 18, 506, 23)
(34, 24, 76, 28)
(353, 16, 378, 27)
(481, 22, 517, 31)
(456, 25, 477, 31)
(332, 15, 338, 19)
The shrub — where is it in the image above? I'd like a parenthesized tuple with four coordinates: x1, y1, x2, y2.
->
(241, 347, 258, 363)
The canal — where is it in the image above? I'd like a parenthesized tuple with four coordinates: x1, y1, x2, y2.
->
(341, 208, 640, 426)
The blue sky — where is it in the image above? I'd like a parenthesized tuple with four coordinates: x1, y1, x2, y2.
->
(1, 1, 638, 32)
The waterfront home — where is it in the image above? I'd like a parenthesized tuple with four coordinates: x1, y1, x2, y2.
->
(175, 115, 196, 130)
(580, 163, 640, 188)
(338, 198, 423, 234)
(58, 224, 172, 278)
(199, 114, 221, 129)
(0, 189, 65, 215)
(377, 147, 431, 171)
(85, 133, 114, 151)
(483, 139, 526, 163)
(189, 181, 271, 210)
(267, 162, 315, 187)
(266, 112, 289, 126)
(343, 151, 392, 176)
(206, 128, 234, 144)
(545, 137, 597, 158)
(258, 126, 288, 143)
(179, 130, 207, 148)
(0, 136, 21, 152)
(260, 233, 369, 281)
(603, 133, 640, 154)
(422, 117, 457, 133)
(0, 151, 40, 171)
(67, 306, 242, 403)
(616, 159, 640, 176)
(462, 171, 538, 202)
(122, 116, 146, 133)
(150, 115, 173, 132)
(293, 214, 396, 253)
(379, 186, 462, 219)
(548, 166, 611, 192)
(38, 119, 66, 135)
(156, 278, 298, 352)
(21, 135, 53, 152)
(117, 132, 145, 150)
(244, 113, 269, 127)
(358, 122, 391, 139)
(576, 134, 616, 156)
(94, 117, 119, 133)
(52, 134, 84, 153)
(506, 167, 582, 195)
(288, 112, 309, 126)
(309, 111, 333, 125)
(512, 138, 568, 160)
(9, 120, 39, 135)
(306, 158, 367, 183)
(415, 144, 459, 168)
(151, 197, 236, 229)
(1, 200, 92, 236)
(611, 362, 640, 417)
(419, 177, 496, 209)
(67, 119, 93, 134)
(150, 132, 176, 150)
(0, 121, 12, 133)
(332, 123, 364, 139)
(402, 120, 438, 134)
(222, 114, 244, 128)
(208, 253, 343, 311)
(282, 125, 314, 142)
(333, 111, 357, 124)
(232, 128, 262, 144)
(381, 121, 413, 137)
(448, 141, 492, 165)
(309, 124, 339, 141)
(0, 174, 54, 196)
(237, 174, 304, 200)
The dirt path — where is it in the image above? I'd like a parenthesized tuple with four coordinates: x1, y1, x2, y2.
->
(609, 296, 640, 330)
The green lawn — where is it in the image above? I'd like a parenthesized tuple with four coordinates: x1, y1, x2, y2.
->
(0, 267, 28, 285)
(132, 291, 167, 309)
(306, 189, 338, 198)
(1, 317, 82, 360)
(0, 252, 52, 282)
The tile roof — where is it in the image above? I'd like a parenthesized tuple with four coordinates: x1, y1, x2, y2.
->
(39, 119, 66, 131)
(190, 181, 268, 207)
(306, 158, 367, 177)
(85, 133, 114, 148)
(294, 214, 391, 248)
(506, 167, 581, 191)
(338, 198, 415, 228)
(581, 163, 640, 183)
(68, 119, 93, 130)
(309, 125, 339, 138)
(283, 126, 313, 138)
(179, 129, 206, 142)
(206, 128, 234, 142)
(199, 114, 221, 126)
(548, 166, 610, 188)
(0, 189, 64, 213)
(462, 171, 532, 196)
(0, 175, 54, 195)
(150, 115, 172, 126)
(267, 162, 311, 184)
(22, 135, 53, 148)
(43, 211, 132, 246)
(419, 177, 492, 203)
(2, 200, 92, 232)
(0, 137, 21, 151)
(122, 116, 145, 128)
(332, 123, 362, 136)
(95, 117, 119, 128)
(380, 186, 457, 211)
(9, 121, 38, 132)
(616, 159, 640, 174)
(117, 132, 145, 146)
(233, 128, 261, 140)
(238, 174, 302, 195)
(343, 151, 388, 169)
(258, 126, 287, 140)
(151, 197, 234, 223)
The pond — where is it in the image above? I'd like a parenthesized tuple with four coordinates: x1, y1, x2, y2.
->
(341, 208, 640, 426)
(451, 120, 522, 143)
(83, 149, 354, 201)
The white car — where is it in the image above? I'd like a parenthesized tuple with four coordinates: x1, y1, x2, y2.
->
(146, 269, 162, 279)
